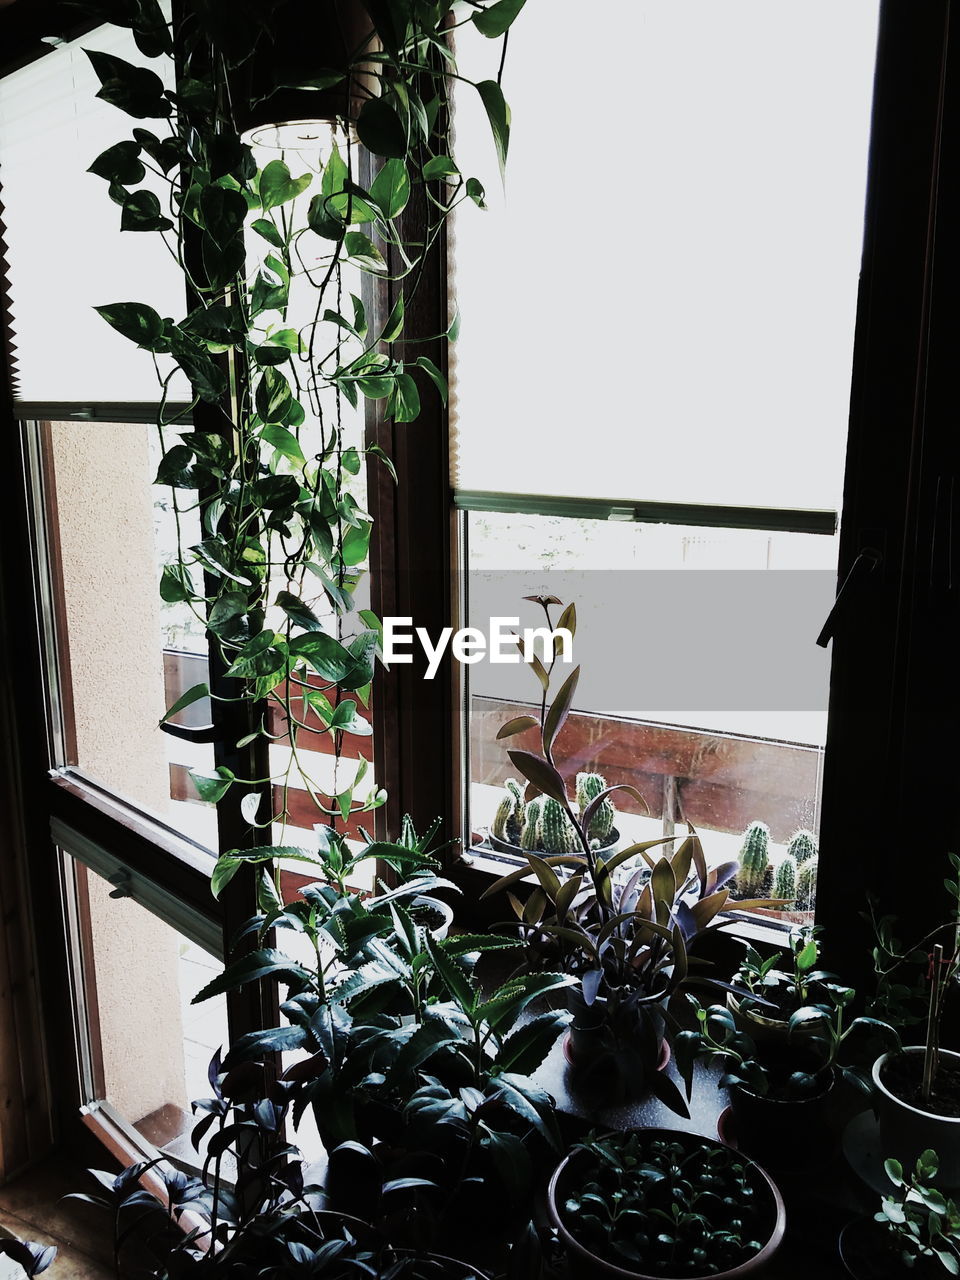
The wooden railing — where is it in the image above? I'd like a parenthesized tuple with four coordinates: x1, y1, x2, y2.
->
(164, 651, 820, 844)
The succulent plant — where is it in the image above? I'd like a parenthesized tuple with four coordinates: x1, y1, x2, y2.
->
(576, 772, 615, 845)
(520, 796, 544, 850)
(540, 796, 578, 854)
(786, 828, 818, 866)
(773, 855, 797, 903)
(736, 821, 771, 898)
(491, 793, 515, 842)
(796, 854, 818, 911)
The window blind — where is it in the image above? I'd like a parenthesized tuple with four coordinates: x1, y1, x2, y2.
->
(450, 1, 880, 513)
(0, 20, 189, 405)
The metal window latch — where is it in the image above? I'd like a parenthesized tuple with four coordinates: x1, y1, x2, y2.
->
(816, 547, 882, 648)
(108, 869, 132, 899)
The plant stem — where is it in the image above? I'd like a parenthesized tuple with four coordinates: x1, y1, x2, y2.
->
(922, 943, 944, 1105)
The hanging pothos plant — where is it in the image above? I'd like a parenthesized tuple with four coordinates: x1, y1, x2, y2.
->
(75, 0, 521, 849)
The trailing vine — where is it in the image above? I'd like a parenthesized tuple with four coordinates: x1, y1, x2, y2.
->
(76, 0, 522, 851)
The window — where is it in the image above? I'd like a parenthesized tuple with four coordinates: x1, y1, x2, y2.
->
(446, 0, 881, 927)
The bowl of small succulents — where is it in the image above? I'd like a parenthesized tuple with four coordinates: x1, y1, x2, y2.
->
(547, 1128, 786, 1279)
(487, 772, 621, 859)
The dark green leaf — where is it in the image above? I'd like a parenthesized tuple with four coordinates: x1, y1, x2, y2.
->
(190, 766, 235, 804)
(259, 159, 311, 211)
(276, 590, 323, 632)
(476, 79, 510, 178)
(466, 177, 486, 208)
(389, 371, 420, 422)
(261, 423, 306, 465)
(289, 631, 356, 683)
(207, 591, 251, 638)
(159, 682, 209, 725)
(369, 158, 410, 218)
(199, 184, 248, 248)
(121, 189, 173, 232)
(84, 48, 171, 119)
(88, 140, 144, 185)
(159, 562, 193, 602)
(94, 301, 164, 350)
(251, 217, 285, 248)
(414, 356, 448, 404)
(344, 231, 386, 272)
(192, 949, 313, 1003)
(423, 155, 458, 181)
(340, 521, 371, 567)
(155, 443, 195, 487)
(473, 0, 527, 38)
(356, 96, 408, 159)
(506, 750, 568, 805)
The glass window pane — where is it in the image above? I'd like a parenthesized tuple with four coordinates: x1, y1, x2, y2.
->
(46, 420, 217, 849)
(464, 510, 829, 918)
(74, 859, 228, 1155)
(0, 17, 190, 403)
(451, 0, 880, 510)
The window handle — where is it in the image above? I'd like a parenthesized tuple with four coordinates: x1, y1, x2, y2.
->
(929, 473, 955, 595)
(816, 547, 882, 647)
(159, 720, 220, 743)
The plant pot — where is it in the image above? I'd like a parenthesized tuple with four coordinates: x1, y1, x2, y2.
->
(563, 988, 668, 1103)
(726, 1071, 836, 1169)
(839, 1215, 944, 1280)
(487, 827, 622, 860)
(547, 1128, 786, 1280)
(873, 1047, 960, 1187)
(726, 990, 790, 1047)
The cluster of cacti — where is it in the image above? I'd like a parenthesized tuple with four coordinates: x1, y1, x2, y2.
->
(576, 772, 615, 844)
(736, 821, 771, 897)
(490, 771, 617, 853)
(786, 828, 818, 865)
(539, 796, 579, 854)
(773, 854, 797, 902)
(796, 853, 818, 911)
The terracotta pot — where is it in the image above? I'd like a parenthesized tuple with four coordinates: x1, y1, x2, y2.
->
(547, 1129, 786, 1280)
(873, 1047, 960, 1187)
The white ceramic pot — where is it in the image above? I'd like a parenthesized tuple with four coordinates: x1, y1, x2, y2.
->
(873, 1047, 960, 1187)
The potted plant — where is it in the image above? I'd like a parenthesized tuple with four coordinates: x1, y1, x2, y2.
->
(485, 598, 782, 1111)
(868, 860, 960, 1184)
(726, 924, 835, 1043)
(840, 1148, 960, 1278)
(70, 1064, 499, 1280)
(676, 987, 899, 1168)
(547, 1128, 786, 1279)
(488, 772, 621, 860)
(731, 824, 818, 916)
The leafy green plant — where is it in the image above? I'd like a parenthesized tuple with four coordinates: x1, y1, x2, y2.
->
(878, 1149, 960, 1275)
(732, 924, 833, 1019)
(557, 1130, 774, 1277)
(68, 1060, 496, 1280)
(677, 991, 899, 1102)
(77, 0, 522, 844)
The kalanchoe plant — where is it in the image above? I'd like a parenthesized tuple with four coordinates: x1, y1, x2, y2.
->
(74, 0, 522, 842)
(557, 1130, 776, 1278)
(877, 1149, 960, 1275)
(484, 597, 783, 1113)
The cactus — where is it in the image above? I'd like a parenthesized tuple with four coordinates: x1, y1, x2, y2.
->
(737, 821, 770, 897)
(491, 793, 515, 842)
(539, 797, 578, 854)
(773, 855, 797, 903)
(520, 796, 544, 850)
(504, 778, 525, 840)
(576, 772, 615, 844)
(796, 854, 818, 911)
(786, 828, 818, 866)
